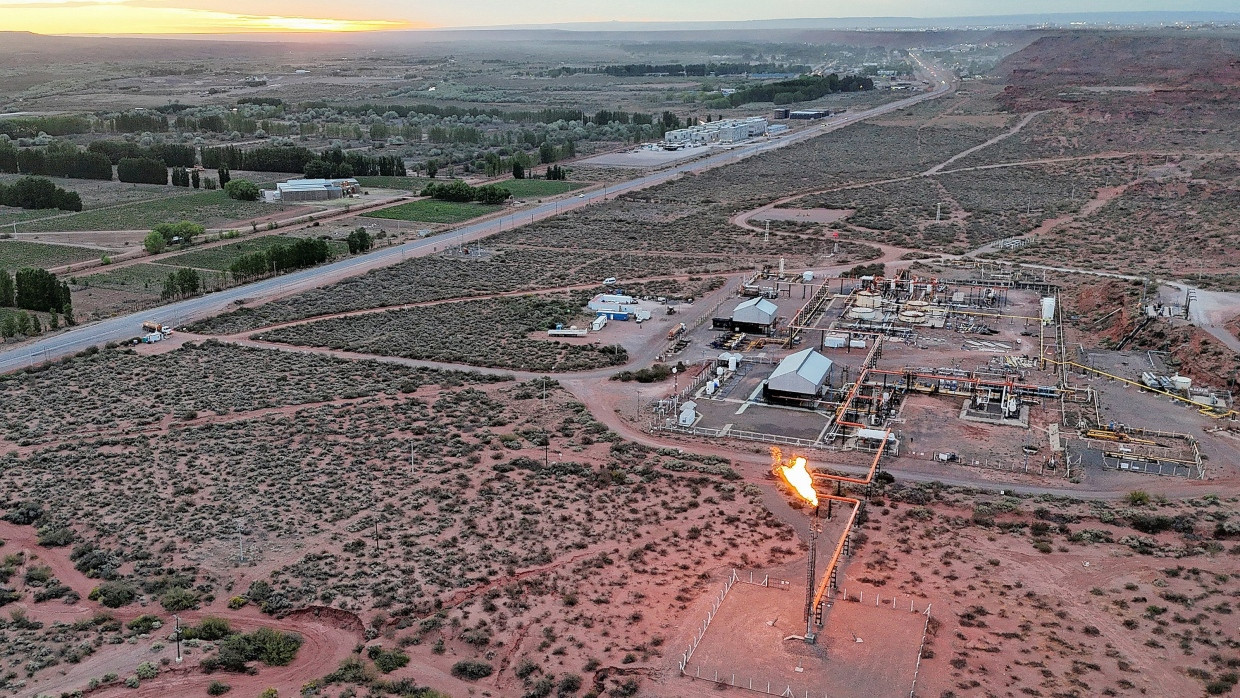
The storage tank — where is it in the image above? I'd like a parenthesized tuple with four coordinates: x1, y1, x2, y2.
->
(728, 355, 738, 372)
(907, 300, 930, 311)
(1040, 297, 1056, 325)
(1171, 375, 1192, 392)
(802, 271, 815, 283)
(855, 291, 880, 308)
(898, 310, 927, 325)
(848, 307, 876, 321)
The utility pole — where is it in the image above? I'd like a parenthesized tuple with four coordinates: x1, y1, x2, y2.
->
(173, 614, 182, 663)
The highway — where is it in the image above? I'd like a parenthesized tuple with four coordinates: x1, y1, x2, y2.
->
(0, 58, 956, 375)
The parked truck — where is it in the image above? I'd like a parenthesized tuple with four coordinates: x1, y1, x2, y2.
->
(142, 321, 172, 335)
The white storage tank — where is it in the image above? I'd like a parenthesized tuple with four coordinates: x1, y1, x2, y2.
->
(855, 291, 880, 308)
(848, 307, 876, 321)
(1040, 297, 1057, 325)
(802, 271, 815, 283)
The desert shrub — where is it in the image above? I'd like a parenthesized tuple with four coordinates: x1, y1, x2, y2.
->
(207, 680, 232, 695)
(89, 581, 137, 608)
(451, 659, 494, 680)
(369, 646, 410, 673)
(558, 673, 583, 696)
(324, 657, 372, 685)
(136, 662, 159, 679)
(160, 586, 200, 611)
(524, 676, 554, 698)
(2, 500, 43, 525)
(515, 658, 540, 679)
(127, 615, 162, 634)
(36, 525, 75, 547)
(207, 627, 302, 673)
(185, 617, 233, 641)
(1125, 490, 1151, 505)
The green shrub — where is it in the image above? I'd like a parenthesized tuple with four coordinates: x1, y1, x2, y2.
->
(36, 526, 75, 547)
(207, 680, 232, 695)
(160, 586, 200, 612)
(127, 615, 162, 634)
(370, 647, 409, 673)
(451, 659, 494, 680)
(136, 662, 158, 680)
(89, 581, 137, 608)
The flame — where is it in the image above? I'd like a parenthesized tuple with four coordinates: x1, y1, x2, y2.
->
(773, 447, 817, 507)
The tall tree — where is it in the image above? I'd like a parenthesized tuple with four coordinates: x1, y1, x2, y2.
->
(0, 269, 13, 307)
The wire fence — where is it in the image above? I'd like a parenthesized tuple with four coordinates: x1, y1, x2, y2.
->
(678, 569, 739, 672)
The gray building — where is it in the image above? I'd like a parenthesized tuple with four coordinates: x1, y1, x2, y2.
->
(765, 348, 833, 404)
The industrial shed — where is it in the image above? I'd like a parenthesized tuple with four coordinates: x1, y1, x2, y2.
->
(728, 297, 778, 334)
(764, 348, 833, 404)
(268, 177, 360, 203)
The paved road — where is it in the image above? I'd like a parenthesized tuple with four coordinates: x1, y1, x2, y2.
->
(0, 59, 956, 375)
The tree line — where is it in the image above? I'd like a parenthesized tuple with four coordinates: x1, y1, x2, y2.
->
(0, 266, 73, 321)
(419, 180, 511, 205)
(87, 141, 196, 167)
(0, 115, 92, 138)
(545, 62, 811, 77)
(716, 73, 874, 107)
(0, 140, 112, 180)
(0, 176, 82, 212)
(228, 237, 331, 281)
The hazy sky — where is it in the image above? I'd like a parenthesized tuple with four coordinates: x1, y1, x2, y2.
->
(4, 0, 1235, 35)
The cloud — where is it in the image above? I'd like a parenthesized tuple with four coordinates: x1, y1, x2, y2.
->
(1, 4, 413, 32)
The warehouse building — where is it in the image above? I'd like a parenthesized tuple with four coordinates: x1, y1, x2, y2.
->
(730, 297, 778, 333)
(764, 348, 833, 405)
(264, 177, 360, 203)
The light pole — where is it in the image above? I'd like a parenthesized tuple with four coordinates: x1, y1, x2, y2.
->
(173, 614, 182, 663)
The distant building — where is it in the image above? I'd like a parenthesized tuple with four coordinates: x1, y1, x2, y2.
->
(664, 117, 768, 146)
(265, 177, 360, 203)
(789, 110, 831, 120)
(764, 348, 833, 404)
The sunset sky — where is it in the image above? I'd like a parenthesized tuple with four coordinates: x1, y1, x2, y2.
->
(3, 0, 1233, 35)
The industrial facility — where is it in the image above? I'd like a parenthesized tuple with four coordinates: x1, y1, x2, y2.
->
(664, 117, 769, 146)
(651, 259, 1226, 481)
(263, 177, 361, 203)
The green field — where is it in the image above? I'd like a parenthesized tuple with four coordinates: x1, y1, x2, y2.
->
(163, 234, 348, 271)
(17, 189, 276, 233)
(0, 207, 64, 228)
(355, 176, 435, 191)
(499, 179, 586, 198)
(0, 240, 102, 270)
(76, 263, 182, 295)
(362, 200, 500, 224)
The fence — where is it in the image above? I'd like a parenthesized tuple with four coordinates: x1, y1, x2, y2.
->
(679, 569, 739, 672)
(679, 575, 933, 698)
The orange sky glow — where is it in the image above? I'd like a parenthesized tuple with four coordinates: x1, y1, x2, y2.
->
(4, 2, 416, 34)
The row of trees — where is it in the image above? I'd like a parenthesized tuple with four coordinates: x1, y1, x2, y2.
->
(161, 267, 201, 300)
(87, 141, 195, 167)
(419, 180, 511, 205)
(201, 145, 314, 172)
(0, 267, 73, 315)
(303, 149, 406, 179)
(715, 73, 874, 108)
(0, 176, 82, 211)
(170, 167, 200, 188)
(229, 237, 331, 281)
(117, 157, 169, 185)
(0, 115, 92, 138)
(0, 308, 64, 339)
(143, 221, 204, 253)
(0, 140, 112, 180)
(545, 62, 811, 78)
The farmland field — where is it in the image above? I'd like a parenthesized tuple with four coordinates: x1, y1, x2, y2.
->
(163, 234, 349, 271)
(0, 239, 102, 269)
(256, 292, 625, 372)
(361, 199, 501, 224)
(76, 262, 221, 294)
(354, 175, 435, 190)
(16, 188, 277, 233)
(499, 179, 587, 198)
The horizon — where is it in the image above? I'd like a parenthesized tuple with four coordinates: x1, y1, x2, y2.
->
(3, 4, 1238, 37)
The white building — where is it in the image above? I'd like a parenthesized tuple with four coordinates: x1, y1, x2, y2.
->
(264, 177, 360, 203)
(732, 297, 778, 327)
(766, 348, 833, 400)
(664, 117, 768, 146)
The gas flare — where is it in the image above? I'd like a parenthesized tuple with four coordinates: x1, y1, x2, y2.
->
(773, 447, 818, 507)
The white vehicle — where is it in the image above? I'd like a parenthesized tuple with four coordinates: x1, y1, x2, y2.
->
(602, 277, 617, 285)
